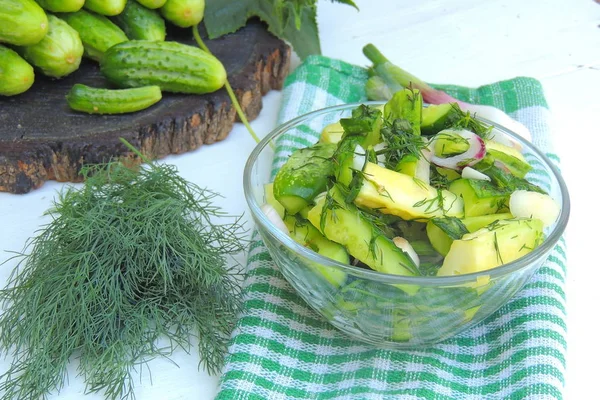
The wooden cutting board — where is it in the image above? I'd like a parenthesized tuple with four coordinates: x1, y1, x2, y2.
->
(0, 21, 291, 194)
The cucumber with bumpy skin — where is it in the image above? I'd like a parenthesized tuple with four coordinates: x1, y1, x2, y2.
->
(307, 186, 420, 277)
(160, 0, 204, 27)
(0, 0, 48, 46)
(0, 45, 35, 96)
(136, 0, 167, 9)
(83, 0, 126, 16)
(66, 84, 162, 114)
(100, 40, 226, 94)
(112, 1, 166, 41)
(273, 143, 337, 215)
(35, 0, 84, 12)
(17, 15, 83, 78)
(59, 10, 128, 62)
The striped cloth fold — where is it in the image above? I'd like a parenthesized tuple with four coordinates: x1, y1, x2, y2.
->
(216, 56, 567, 400)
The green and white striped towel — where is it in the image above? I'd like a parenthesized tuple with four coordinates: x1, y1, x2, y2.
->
(216, 56, 567, 400)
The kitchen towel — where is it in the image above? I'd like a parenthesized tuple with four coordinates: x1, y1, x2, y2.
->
(216, 56, 567, 400)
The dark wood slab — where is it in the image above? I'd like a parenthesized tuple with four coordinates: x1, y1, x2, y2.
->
(0, 21, 291, 194)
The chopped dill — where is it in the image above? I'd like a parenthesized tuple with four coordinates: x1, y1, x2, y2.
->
(493, 232, 504, 264)
(449, 103, 493, 139)
(412, 189, 445, 215)
(378, 118, 427, 169)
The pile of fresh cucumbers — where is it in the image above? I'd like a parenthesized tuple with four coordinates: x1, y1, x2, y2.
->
(0, 0, 226, 114)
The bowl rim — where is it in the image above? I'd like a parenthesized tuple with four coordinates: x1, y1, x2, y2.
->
(243, 101, 571, 286)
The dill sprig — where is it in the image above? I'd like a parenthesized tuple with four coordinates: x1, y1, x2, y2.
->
(449, 103, 493, 139)
(379, 118, 427, 169)
(0, 159, 246, 400)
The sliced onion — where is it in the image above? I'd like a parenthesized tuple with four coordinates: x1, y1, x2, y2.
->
(509, 190, 560, 228)
(461, 166, 491, 181)
(461, 103, 531, 144)
(373, 142, 387, 167)
(487, 129, 523, 151)
(392, 237, 420, 267)
(261, 204, 289, 234)
(352, 144, 367, 171)
(415, 141, 432, 185)
(493, 160, 511, 174)
(430, 129, 486, 170)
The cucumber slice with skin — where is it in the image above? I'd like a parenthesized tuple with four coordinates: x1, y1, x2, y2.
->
(273, 143, 336, 215)
(307, 186, 420, 278)
(438, 218, 544, 276)
(339, 104, 383, 148)
(284, 215, 348, 287)
(264, 183, 285, 218)
(435, 166, 461, 182)
(426, 217, 469, 256)
(395, 153, 419, 176)
(355, 162, 464, 221)
(448, 178, 509, 217)
(426, 213, 513, 256)
(384, 88, 422, 136)
(432, 130, 469, 156)
(421, 103, 461, 136)
(483, 140, 532, 178)
(319, 121, 344, 144)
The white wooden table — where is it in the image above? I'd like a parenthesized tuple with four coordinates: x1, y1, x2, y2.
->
(1, 0, 598, 398)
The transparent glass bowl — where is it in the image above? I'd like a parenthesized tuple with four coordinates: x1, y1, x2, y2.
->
(243, 102, 570, 347)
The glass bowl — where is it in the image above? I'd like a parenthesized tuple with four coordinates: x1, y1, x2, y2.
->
(243, 102, 570, 348)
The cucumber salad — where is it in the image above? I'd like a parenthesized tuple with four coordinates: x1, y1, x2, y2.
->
(264, 89, 560, 279)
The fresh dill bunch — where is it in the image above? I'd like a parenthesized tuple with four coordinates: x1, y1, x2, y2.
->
(0, 159, 247, 400)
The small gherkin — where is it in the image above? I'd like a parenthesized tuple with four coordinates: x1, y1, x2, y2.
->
(100, 40, 226, 94)
(0, 45, 35, 96)
(160, 0, 205, 28)
(83, 0, 127, 16)
(35, 0, 84, 12)
(17, 14, 84, 78)
(112, 1, 166, 41)
(0, 0, 48, 46)
(59, 9, 128, 62)
(135, 0, 167, 9)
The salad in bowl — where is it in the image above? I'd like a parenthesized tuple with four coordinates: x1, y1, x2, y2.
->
(244, 89, 569, 346)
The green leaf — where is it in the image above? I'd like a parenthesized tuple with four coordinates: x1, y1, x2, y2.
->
(330, 0, 359, 9)
(204, 0, 354, 59)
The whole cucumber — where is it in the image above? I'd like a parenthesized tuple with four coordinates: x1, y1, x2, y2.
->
(0, 45, 35, 96)
(135, 0, 167, 9)
(0, 0, 48, 46)
(35, 0, 84, 12)
(59, 10, 128, 62)
(100, 40, 226, 94)
(160, 0, 204, 28)
(66, 84, 162, 114)
(83, 0, 126, 16)
(112, 1, 166, 41)
(17, 15, 83, 78)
